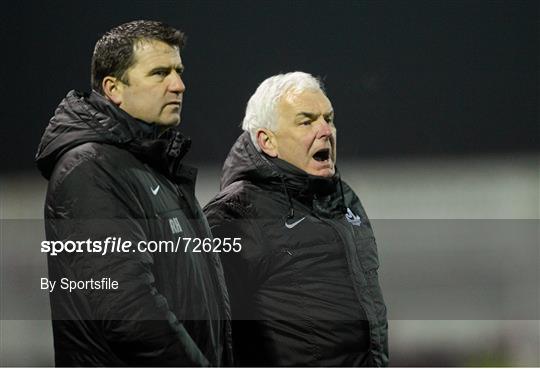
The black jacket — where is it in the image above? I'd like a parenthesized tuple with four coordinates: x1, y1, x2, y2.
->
(204, 132, 388, 367)
(36, 91, 232, 366)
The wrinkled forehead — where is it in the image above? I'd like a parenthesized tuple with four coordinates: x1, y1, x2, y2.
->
(279, 88, 333, 113)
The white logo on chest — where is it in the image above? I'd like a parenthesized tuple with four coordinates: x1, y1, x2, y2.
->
(285, 216, 306, 229)
(169, 217, 183, 234)
(345, 208, 362, 226)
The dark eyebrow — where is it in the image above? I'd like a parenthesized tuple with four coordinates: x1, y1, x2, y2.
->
(147, 65, 184, 75)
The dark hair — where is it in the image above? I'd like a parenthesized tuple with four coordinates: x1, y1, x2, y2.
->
(91, 20, 185, 94)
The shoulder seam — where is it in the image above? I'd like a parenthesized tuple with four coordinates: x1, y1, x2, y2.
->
(52, 143, 104, 189)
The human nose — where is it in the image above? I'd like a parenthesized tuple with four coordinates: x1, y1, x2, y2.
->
(168, 71, 185, 94)
(316, 118, 333, 139)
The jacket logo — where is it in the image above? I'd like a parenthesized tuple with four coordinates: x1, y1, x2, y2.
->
(345, 208, 362, 226)
(169, 217, 183, 234)
(285, 216, 306, 229)
(151, 185, 160, 195)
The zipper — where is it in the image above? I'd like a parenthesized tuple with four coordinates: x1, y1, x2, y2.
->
(315, 214, 375, 355)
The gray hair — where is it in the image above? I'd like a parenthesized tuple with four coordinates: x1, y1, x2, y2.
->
(242, 71, 324, 151)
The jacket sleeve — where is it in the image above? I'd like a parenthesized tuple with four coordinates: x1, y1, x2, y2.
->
(203, 197, 265, 318)
(46, 158, 210, 366)
(203, 196, 270, 365)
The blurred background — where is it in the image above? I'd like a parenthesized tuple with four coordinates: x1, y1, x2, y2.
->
(1, 0, 538, 366)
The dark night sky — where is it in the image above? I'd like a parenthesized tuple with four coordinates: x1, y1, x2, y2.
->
(1, 0, 538, 172)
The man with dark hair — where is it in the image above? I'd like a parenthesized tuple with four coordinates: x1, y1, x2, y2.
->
(90, 20, 185, 95)
(204, 72, 388, 366)
(36, 20, 231, 366)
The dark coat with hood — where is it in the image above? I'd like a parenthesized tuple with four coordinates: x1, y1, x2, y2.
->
(203, 132, 388, 367)
(36, 90, 232, 367)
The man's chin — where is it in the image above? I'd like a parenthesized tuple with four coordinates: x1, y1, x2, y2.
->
(307, 167, 335, 178)
(156, 118, 181, 127)
(319, 169, 336, 178)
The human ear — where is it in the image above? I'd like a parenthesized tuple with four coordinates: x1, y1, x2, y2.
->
(102, 76, 123, 105)
(256, 129, 278, 157)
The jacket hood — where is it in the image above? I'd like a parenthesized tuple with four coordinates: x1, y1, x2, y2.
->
(221, 132, 342, 200)
(220, 131, 278, 189)
(36, 90, 191, 180)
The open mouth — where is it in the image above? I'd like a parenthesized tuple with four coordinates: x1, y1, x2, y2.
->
(313, 148, 331, 162)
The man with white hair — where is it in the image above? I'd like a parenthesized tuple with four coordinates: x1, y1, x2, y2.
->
(204, 72, 388, 366)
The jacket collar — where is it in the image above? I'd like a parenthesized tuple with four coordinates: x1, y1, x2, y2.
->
(268, 156, 339, 198)
(85, 90, 163, 141)
(85, 91, 194, 181)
